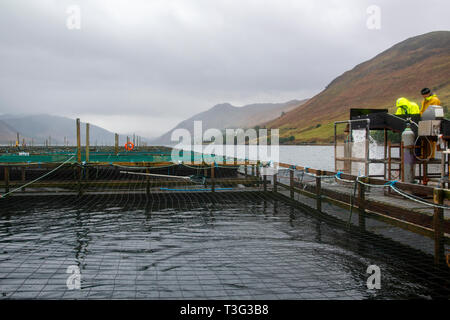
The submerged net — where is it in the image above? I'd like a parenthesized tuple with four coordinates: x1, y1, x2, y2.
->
(0, 160, 449, 300)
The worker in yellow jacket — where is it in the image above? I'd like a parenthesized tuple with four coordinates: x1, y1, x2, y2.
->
(420, 88, 441, 115)
(395, 97, 420, 115)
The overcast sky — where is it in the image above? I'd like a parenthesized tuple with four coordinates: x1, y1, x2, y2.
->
(0, 0, 449, 138)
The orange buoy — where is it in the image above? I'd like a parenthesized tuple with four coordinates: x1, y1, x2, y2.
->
(125, 141, 134, 151)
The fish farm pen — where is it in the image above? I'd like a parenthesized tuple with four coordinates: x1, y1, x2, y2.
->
(0, 117, 449, 300)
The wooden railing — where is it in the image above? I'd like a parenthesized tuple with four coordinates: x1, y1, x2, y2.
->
(271, 162, 449, 267)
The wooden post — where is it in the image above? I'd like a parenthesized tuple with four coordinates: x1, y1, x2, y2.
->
(244, 160, 248, 177)
(4, 167, 9, 194)
(365, 125, 369, 177)
(76, 119, 82, 189)
(316, 170, 322, 212)
(256, 161, 260, 178)
(447, 145, 450, 189)
(433, 188, 444, 266)
(263, 174, 267, 192)
(84, 123, 89, 181)
(358, 177, 367, 230)
(334, 124, 337, 172)
(115, 133, 119, 155)
(384, 129, 388, 180)
(16, 132, 19, 147)
(387, 140, 392, 195)
(211, 163, 215, 192)
(251, 164, 255, 176)
(273, 173, 277, 193)
(289, 169, 294, 199)
(85, 123, 90, 163)
(76, 118, 81, 163)
(440, 148, 446, 188)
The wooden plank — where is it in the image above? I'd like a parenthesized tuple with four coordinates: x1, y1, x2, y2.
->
(115, 133, 119, 155)
(76, 118, 81, 163)
(86, 123, 90, 163)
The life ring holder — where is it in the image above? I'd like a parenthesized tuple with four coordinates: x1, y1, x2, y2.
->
(125, 141, 134, 151)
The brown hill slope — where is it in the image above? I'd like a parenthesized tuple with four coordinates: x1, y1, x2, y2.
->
(266, 31, 450, 143)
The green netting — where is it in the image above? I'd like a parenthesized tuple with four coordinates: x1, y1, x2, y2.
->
(0, 150, 230, 164)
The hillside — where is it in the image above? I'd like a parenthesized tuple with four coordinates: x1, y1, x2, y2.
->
(265, 31, 450, 143)
(152, 99, 306, 145)
(0, 114, 122, 146)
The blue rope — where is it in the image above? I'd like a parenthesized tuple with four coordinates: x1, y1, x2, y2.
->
(336, 171, 343, 178)
(384, 180, 397, 186)
(160, 187, 233, 191)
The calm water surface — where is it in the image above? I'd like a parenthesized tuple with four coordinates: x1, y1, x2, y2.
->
(0, 193, 448, 299)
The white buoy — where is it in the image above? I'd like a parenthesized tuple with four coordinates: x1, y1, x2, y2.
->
(402, 123, 415, 183)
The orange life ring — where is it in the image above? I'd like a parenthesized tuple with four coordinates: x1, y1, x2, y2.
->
(125, 141, 134, 151)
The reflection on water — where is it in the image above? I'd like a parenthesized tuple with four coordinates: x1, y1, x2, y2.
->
(0, 193, 448, 299)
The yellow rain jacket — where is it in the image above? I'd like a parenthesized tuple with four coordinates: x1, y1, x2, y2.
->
(420, 94, 441, 115)
(395, 97, 420, 115)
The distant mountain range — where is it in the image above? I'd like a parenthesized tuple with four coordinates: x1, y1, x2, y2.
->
(0, 114, 127, 146)
(0, 100, 306, 146)
(151, 99, 307, 145)
(3, 31, 446, 146)
(265, 31, 450, 143)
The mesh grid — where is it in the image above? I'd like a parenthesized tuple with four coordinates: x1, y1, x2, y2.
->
(1, 166, 449, 300)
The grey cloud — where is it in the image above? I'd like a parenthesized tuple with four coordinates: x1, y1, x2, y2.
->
(0, 0, 449, 137)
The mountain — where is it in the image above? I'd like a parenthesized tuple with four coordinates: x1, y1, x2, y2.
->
(151, 99, 306, 145)
(0, 114, 127, 146)
(265, 31, 450, 143)
(0, 119, 18, 142)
